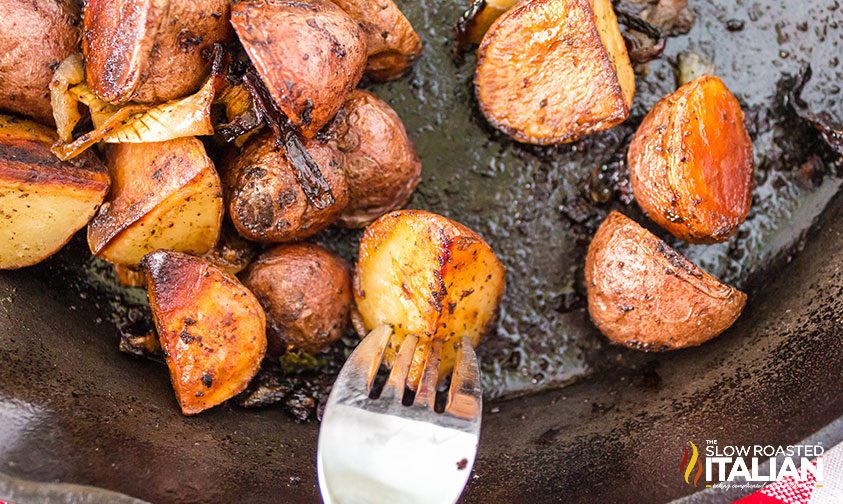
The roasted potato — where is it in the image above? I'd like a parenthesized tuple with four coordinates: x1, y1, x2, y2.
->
(0, 0, 81, 125)
(222, 132, 348, 243)
(628, 75, 754, 243)
(142, 250, 267, 415)
(231, 0, 367, 138)
(326, 90, 421, 228)
(88, 138, 223, 266)
(0, 115, 109, 269)
(458, 0, 518, 47)
(585, 211, 747, 351)
(474, 0, 635, 144)
(84, 0, 231, 104)
(241, 243, 352, 355)
(354, 210, 505, 389)
(331, 0, 422, 81)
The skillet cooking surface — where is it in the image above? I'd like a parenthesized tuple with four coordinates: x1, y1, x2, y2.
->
(0, 0, 842, 502)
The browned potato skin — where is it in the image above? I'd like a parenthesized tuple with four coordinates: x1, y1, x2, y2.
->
(585, 211, 747, 351)
(475, 0, 635, 145)
(84, 0, 231, 104)
(142, 250, 267, 415)
(326, 90, 421, 228)
(222, 132, 349, 243)
(629, 75, 754, 243)
(231, 0, 367, 138)
(0, 0, 81, 124)
(241, 243, 352, 355)
(331, 0, 422, 81)
(0, 115, 109, 269)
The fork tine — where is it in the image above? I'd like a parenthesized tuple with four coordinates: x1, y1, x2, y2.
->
(445, 337, 482, 420)
(413, 338, 443, 409)
(379, 334, 418, 402)
(337, 325, 392, 395)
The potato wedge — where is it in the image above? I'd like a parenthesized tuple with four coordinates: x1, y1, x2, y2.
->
(241, 243, 352, 355)
(0, 0, 81, 125)
(331, 0, 422, 81)
(142, 250, 267, 415)
(475, 0, 635, 144)
(88, 138, 223, 265)
(326, 90, 421, 228)
(222, 132, 348, 243)
(0, 115, 109, 269)
(629, 75, 754, 243)
(231, 0, 367, 138)
(585, 211, 747, 350)
(354, 210, 505, 389)
(84, 0, 231, 104)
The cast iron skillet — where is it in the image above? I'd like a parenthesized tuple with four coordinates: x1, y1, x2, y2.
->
(1, 0, 842, 502)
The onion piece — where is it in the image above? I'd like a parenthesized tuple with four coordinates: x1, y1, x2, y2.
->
(49, 54, 86, 142)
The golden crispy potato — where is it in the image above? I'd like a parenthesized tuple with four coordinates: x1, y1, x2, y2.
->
(0, 115, 109, 269)
(629, 75, 754, 243)
(0, 0, 81, 125)
(231, 0, 367, 138)
(222, 132, 348, 243)
(241, 243, 352, 355)
(475, 0, 634, 144)
(84, 0, 231, 104)
(326, 90, 421, 228)
(585, 211, 747, 351)
(354, 210, 505, 389)
(331, 0, 422, 81)
(88, 138, 223, 266)
(142, 250, 267, 415)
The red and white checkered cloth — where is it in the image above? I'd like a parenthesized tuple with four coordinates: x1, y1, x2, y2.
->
(735, 443, 843, 504)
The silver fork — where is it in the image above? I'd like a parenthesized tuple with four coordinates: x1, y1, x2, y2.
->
(317, 325, 482, 504)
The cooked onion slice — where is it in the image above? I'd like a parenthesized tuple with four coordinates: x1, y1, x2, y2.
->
(49, 54, 86, 142)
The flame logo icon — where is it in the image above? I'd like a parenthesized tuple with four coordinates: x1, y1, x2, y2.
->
(679, 441, 703, 487)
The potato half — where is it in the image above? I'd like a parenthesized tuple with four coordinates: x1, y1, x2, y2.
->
(354, 210, 505, 389)
(585, 211, 747, 351)
(475, 0, 634, 144)
(142, 250, 267, 415)
(331, 0, 422, 81)
(241, 243, 352, 355)
(327, 90, 421, 228)
(222, 132, 348, 243)
(0, 0, 81, 125)
(0, 115, 109, 269)
(231, 0, 367, 138)
(88, 138, 223, 265)
(629, 75, 754, 243)
(84, 0, 231, 104)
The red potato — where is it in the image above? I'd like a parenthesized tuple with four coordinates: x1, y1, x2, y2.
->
(326, 90, 421, 228)
(585, 211, 747, 351)
(0, 0, 81, 125)
(231, 0, 367, 138)
(142, 250, 267, 415)
(628, 75, 754, 243)
(83, 0, 231, 104)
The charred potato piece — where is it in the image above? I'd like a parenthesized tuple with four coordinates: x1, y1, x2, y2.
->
(475, 0, 635, 144)
(222, 132, 348, 243)
(585, 211, 747, 350)
(231, 0, 367, 138)
(327, 90, 421, 228)
(142, 251, 267, 415)
(84, 0, 231, 104)
(0, 115, 109, 269)
(629, 75, 754, 243)
(241, 243, 352, 355)
(88, 138, 223, 266)
(331, 0, 422, 81)
(0, 0, 81, 125)
(354, 210, 505, 389)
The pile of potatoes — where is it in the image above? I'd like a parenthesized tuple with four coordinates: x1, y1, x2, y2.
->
(0, 0, 507, 415)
